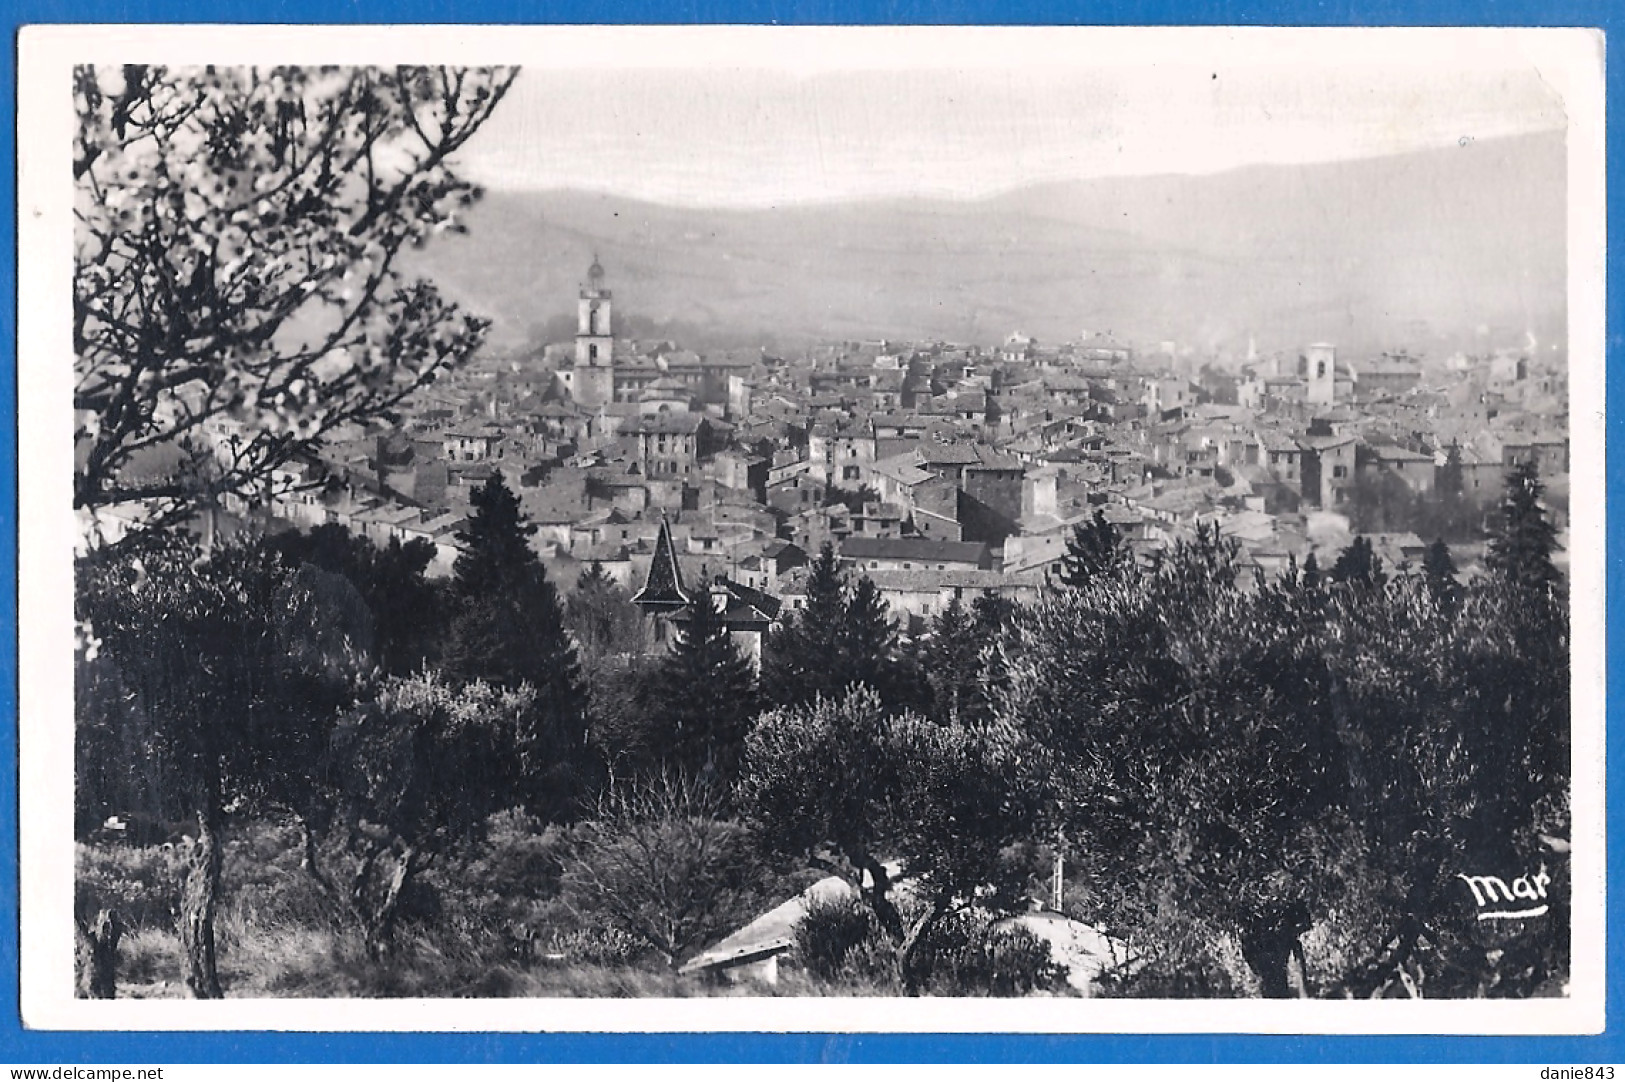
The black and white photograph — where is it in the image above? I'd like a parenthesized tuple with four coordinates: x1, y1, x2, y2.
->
(17, 25, 1605, 1031)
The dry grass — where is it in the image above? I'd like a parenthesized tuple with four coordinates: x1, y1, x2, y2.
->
(95, 917, 905, 999)
(77, 822, 1066, 1000)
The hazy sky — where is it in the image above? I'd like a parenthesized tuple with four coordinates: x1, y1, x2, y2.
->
(452, 28, 1573, 206)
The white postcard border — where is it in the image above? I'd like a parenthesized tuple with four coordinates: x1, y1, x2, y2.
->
(16, 23, 1608, 1034)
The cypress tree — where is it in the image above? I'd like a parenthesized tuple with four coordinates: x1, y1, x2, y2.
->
(1301, 551, 1322, 591)
(1330, 536, 1385, 590)
(1422, 537, 1459, 605)
(646, 584, 760, 783)
(1485, 458, 1561, 591)
(1438, 441, 1465, 500)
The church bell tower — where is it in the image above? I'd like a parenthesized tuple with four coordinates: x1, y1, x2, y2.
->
(576, 256, 614, 369)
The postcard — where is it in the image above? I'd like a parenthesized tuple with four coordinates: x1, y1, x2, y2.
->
(16, 23, 1606, 1033)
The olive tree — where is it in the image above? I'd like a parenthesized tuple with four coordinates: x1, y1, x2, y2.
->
(312, 673, 543, 955)
(76, 535, 372, 997)
(740, 686, 1039, 992)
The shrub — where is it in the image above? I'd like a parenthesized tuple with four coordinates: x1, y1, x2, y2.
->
(218, 819, 346, 934)
(1095, 915, 1255, 998)
(75, 842, 187, 931)
(562, 774, 772, 969)
(793, 896, 1069, 996)
(910, 911, 1069, 997)
(542, 925, 649, 967)
(428, 811, 572, 946)
(793, 894, 882, 981)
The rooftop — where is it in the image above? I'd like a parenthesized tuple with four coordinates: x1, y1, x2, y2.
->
(839, 536, 990, 565)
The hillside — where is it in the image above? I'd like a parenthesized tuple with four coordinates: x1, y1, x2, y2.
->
(409, 129, 1566, 358)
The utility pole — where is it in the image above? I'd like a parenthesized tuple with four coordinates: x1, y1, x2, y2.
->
(1051, 839, 1064, 912)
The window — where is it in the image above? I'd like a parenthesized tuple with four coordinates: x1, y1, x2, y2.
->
(1333, 465, 1347, 479)
(589, 343, 599, 362)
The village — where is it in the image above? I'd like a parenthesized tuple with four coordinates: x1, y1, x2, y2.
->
(198, 255, 1570, 644)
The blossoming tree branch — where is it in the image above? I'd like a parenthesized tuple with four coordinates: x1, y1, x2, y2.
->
(73, 65, 517, 539)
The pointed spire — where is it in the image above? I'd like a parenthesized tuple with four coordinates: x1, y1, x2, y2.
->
(633, 516, 690, 612)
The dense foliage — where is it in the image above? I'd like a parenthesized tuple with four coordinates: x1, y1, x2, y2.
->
(640, 587, 760, 786)
(740, 686, 1039, 990)
(992, 514, 1569, 997)
(74, 464, 1569, 1000)
(762, 543, 924, 712)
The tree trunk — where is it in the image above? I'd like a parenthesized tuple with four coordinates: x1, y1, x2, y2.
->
(1239, 901, 1311, 999)
(179, 799, 224, 999)
(298, 814, 341, 902)
(854, 854, 904, 942)
(1241, 936, 1297, 998)
(1345, 918, 1422, 999)
(360, 845, 419, 957)
(75, 909, 122, 999)
(895, 899, 951, 996)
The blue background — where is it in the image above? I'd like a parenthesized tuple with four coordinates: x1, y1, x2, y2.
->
(3, 0, 1619, 1063)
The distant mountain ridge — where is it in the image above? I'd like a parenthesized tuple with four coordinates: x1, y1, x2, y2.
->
(411, 129, 1565, 359)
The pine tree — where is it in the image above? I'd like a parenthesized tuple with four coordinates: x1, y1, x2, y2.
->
(453, 472, 538, 598)
(441, 471, 588, 818)
(645, 584, 760, 784)
(578, 560, 614, 593)
(921, 594, 985, 723)
(763, 542, 849, 706)
(568, 560, 644, 660)
(1485, 458, 1561, 591)
(839, 575, 904, 700)
(1055, 508, 1132, 588)
(271, 523, 442, 675)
